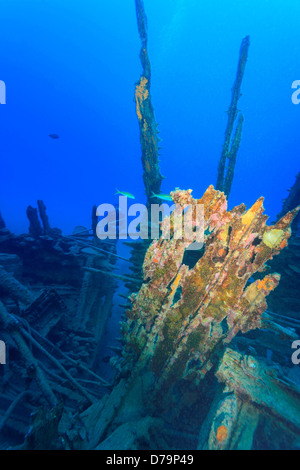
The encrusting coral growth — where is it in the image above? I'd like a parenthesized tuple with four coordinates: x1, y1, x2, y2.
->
(265, 172, 300, 316)
(119, 185, 299, 404)
(216, 36, 250, 198)
(66, 185, 299, 450)
(0, 0, 298, 450)
(198, 347, 300, 450)
(276, 172, 300, 235)
(125, 0, 164, 299)
(134, 0, 163, 208)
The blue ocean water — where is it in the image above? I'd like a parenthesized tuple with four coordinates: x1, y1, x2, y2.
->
(0, 0, 299, 234)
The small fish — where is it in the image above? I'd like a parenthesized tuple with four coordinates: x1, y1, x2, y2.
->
(48, 134, 59, 139)
(102, 355, 111, 363)
(248, 345, 257, 355)
(115, 189, 135, 199)
(150, 191, 173, 202)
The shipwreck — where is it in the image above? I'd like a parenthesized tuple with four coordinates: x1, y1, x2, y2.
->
(0, 0, 300, 451)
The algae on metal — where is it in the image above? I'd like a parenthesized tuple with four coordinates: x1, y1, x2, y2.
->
(120, 186, 299, 406)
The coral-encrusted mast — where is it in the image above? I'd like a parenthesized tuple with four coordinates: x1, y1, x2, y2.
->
(121, 186, 299, 404)
(134, 0, 162, 209)
(216, 36, 250, 198)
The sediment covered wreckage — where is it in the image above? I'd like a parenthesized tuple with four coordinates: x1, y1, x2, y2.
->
(0, 187, 299, 450)
(0, 0, 300, 451)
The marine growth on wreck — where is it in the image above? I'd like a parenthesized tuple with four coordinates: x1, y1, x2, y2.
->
(0, 0, 300, 453)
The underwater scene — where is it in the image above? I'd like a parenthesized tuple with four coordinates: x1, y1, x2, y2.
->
(0, 0, 300, 452)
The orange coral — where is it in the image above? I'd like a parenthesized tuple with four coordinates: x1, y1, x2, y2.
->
(216, 425, 228, 442)
(170, 272, 182, 296)
(257, 277, 277, 293)
(145, 161, 151, 172)
(121, 186, 299, 400)
(135, 76, 149, 121)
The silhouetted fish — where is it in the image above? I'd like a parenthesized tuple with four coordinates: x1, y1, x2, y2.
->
(48, 134, 59, 139)
(150, 191, 173, 202)
(102, 356, 111, 363)
(115, 189, 135, 199)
